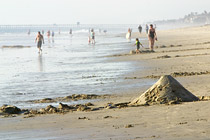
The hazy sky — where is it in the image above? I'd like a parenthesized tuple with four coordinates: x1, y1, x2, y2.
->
(0, 0, 209, 24)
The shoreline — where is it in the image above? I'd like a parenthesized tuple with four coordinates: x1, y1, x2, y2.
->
(1, 25, 210, 139)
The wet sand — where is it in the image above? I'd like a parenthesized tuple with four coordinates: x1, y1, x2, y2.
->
(1, 25, 210, 140)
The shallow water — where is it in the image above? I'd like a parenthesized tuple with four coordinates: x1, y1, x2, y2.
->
(0, 26, 154, 109)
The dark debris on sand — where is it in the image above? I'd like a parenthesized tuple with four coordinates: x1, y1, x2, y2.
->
(27, 94, 110, 103)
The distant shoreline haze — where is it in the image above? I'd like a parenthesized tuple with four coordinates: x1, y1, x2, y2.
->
(0, 0, 209, 24)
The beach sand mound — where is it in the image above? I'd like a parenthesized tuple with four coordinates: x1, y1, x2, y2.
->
(130, 75, 199, 106)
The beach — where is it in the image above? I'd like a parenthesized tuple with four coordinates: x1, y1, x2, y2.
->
(1, 25, 210, 140)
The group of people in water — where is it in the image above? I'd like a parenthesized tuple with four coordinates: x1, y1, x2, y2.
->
(35, 28, 97, 53)
(35, 29, 73, 53)
(35, 24, 157, 54)
(133, 24, 157, 54)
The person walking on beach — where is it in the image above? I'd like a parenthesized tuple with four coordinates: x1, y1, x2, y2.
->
(35, 31, 44, 53)
(148, 24, 157, 51)
(138, 25, 142, 34)
(135, 38, 144, 54)
(146, 24, 149, 34)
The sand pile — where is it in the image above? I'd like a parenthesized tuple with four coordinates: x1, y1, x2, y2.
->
(130, 75, 198, 105)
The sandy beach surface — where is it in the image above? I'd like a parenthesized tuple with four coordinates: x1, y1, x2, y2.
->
(1, 25, 210, 140)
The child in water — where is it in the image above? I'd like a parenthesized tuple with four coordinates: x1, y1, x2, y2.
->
(135, 38, 144, 54)
(88, 36, 91, 44)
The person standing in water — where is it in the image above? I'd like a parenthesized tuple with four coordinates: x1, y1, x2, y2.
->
(27, 29, 31, 36)
(69, 29, 72, 35)
(138, 25, 142, 34)
(91, 29, 95, 44)
(128, 28, 132, 39)
(35, 31, 44, 53)
(148, 24, 157, 51)
(52, 31, 55, 43)
(146, 24, 149, 34)
(47, 30, 51, 43)
(88, 28, 91, 44)
(127, 28, 132, 40)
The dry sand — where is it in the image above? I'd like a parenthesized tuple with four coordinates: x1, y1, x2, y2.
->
(1, 25, 210, 140)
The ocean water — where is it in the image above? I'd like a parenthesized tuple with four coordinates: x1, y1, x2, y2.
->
(0, 25, 153, 109)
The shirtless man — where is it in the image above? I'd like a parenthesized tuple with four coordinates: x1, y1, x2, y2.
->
(35, 31, 44, 53)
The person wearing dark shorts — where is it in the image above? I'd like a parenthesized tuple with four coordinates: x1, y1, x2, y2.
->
(91, 29, 95, 44)
(35, 31, 44, 53)
(37, 41, 42, 48)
